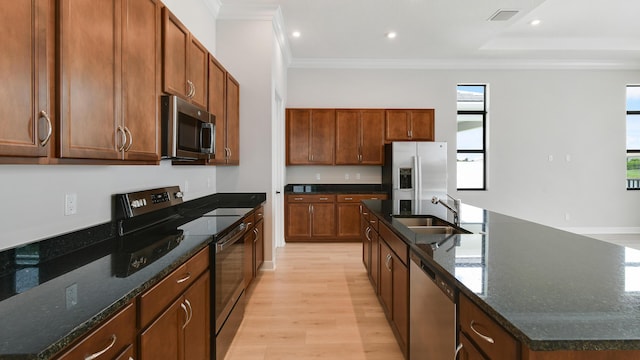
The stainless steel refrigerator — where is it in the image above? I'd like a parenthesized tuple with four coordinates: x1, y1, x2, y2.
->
(382, 141, 448, 214)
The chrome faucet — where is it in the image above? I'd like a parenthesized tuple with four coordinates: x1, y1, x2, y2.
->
(431, 195, 461, 226)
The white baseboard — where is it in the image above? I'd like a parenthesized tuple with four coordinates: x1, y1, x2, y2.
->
(260, 260, 276, 271)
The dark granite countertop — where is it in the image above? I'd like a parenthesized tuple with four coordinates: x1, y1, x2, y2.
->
(284, 183, 386, 194)
(0, 192, 265, 360)
(362, 199, 640, 352)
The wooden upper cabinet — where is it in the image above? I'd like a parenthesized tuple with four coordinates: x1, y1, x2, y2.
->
(188, 37, 208, 109)
(385, 109, 434, 142)
(0, 0, 51, 159)
(225, 74, 240, 164)
(286, 109, 335, 165)
(162, 8, 207, 107)
(121, 0, 161, 161)
(335, 109, 384, 165)
(209, 55, 226, 160)
(58, 0, 160, 161)
(58, 0, 122, 160)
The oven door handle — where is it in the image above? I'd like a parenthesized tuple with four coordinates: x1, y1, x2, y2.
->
(216, 223, 247, 253)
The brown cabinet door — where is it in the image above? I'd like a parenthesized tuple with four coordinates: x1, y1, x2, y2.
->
(310, 202, 336, 237)
(360, 110, 385, 164)
(122, 0, 160, 161)
(361, 217, 371, 272)
(410, 109, 434, 141)
(58, 0, 121, 159)
(244, 230, 254, 287)
(335, 110, 360, 164)
(183, 272, 210, 360)
(188, 37, 208, 109)
(392, 252, 409, 353)
(337, 202, 361, 238)
(225, 74, 240, 164)
(286, 202, 311, 239)
(459, 332, 488, 360)
(370, 229, 379, 291)
(286, 109, 311, 164)
(385, 110, 410, 141)
(162, 8, 189, 99)
(310, 109, 335, 164)
(139, 298, 183, 360)
(0, 0, 50, 158)
(208, 55, 226, 164)
(379, 240, 393, 315)
(254, 219, 264, 274)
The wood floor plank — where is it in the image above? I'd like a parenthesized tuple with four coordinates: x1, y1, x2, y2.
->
(225, 243, 404, 360)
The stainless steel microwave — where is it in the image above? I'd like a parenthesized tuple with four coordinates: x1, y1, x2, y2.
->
(161, 95, 215, 160)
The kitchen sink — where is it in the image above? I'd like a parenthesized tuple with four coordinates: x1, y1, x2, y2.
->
(392, 216, 471, 235)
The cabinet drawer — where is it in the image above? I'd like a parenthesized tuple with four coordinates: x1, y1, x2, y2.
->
(286, 194, 335, 202)
(139, 248, 209, 328)
(459, 332, 488, 360)
(244, 212, 256, 229)
(336, 194, 386, 202)
(459, 294, 519, 360)
(56, 302, 136, 360)
(379, 222, 408, 265)
(254, 205, 264, 222)
(368, 213, 379, 233)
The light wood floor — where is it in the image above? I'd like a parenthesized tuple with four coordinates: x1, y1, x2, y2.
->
(224, 242, 404, 360)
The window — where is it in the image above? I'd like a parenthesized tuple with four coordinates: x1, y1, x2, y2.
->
(627, 85, 640, 190)
(457, 85, 486, 190)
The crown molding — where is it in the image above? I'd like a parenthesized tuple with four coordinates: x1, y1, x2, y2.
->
(203, 0, 221, 19)
(289, 57, 640, 70)
(217, 4, 292, 66)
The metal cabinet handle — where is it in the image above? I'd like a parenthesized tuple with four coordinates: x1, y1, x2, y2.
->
(294, 197, 303, 201)
(344, 197, 353, 201)
(365, 227, 371, 241)
(186, 80, 194, 98)
(84, 334, 116, 360)
(310, 205, 314, 214)
(227, 147, 232, 159)
(38, 110, 52, 146)
(370, 220, 376, 224)
(454, 343, 463, 359)
(385, 254, 392, 272)
(185, 299, 193, 327)
(253, 228, 259, 241)
(116, 126, 127, 152)
(123, 127, 133, 152)
(319, 197, 328, 201)
(470, 320, 495, 344)
(176, 272, 191, 284)
(180, 302, 189, 329)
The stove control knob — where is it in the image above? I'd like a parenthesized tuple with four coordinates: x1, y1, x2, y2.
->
(131, 200, 139, 208)
(175, 191, 184, 199)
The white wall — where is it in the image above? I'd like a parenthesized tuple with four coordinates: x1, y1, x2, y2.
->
(0, 0, 219, 251)
(216, 19, 282, 268)
(287, 68, 640, 231)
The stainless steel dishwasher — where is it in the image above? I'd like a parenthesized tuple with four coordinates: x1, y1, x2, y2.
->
(410, 252, 457, 359)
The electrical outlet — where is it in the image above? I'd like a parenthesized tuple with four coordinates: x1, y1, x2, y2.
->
(345, 173, 350, 180)
(356, 173, 361, 180)
(184, 180, 190, 193)
(65, 283, 78, 309)
(65, 193, 77, 216)
(565, 212, 571, 221)
(207, 177, 212, 188)
(315, 173, 321, 180)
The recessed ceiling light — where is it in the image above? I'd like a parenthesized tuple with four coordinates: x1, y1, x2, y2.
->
(529, 19, 541, 26)
(292, 31, 301, 38)
(386, 32, 397, 39)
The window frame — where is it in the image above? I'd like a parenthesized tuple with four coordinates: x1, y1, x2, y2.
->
(457, 84, 487, 191)
(626, 85, 640, 190)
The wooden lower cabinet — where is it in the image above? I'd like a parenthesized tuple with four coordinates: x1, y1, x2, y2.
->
(285, 195, 336, 241)
(55, 302, 136, 360)
(336, 194, 386, 240)
(245, 212, 264, 287)
(459, 332, 488, 360)
(378, 235, 409, 357)
(140, 271, 210, 360)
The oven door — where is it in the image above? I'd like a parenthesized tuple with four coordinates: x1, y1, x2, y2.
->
(214, 226, 246, 333)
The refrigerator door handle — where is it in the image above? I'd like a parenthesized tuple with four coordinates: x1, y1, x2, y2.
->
(417, 155, 423, 211)
(413, 155, 419, 204)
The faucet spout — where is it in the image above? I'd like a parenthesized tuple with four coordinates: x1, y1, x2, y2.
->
(431, 195, 461, 226)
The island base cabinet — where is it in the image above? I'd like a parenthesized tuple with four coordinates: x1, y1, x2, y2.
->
(522, 350, 640, 360)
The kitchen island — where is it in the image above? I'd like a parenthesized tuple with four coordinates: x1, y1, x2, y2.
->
(363, 199, 640, 359)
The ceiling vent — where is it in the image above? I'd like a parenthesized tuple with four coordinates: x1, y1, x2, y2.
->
(488, 9, 519, 21)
